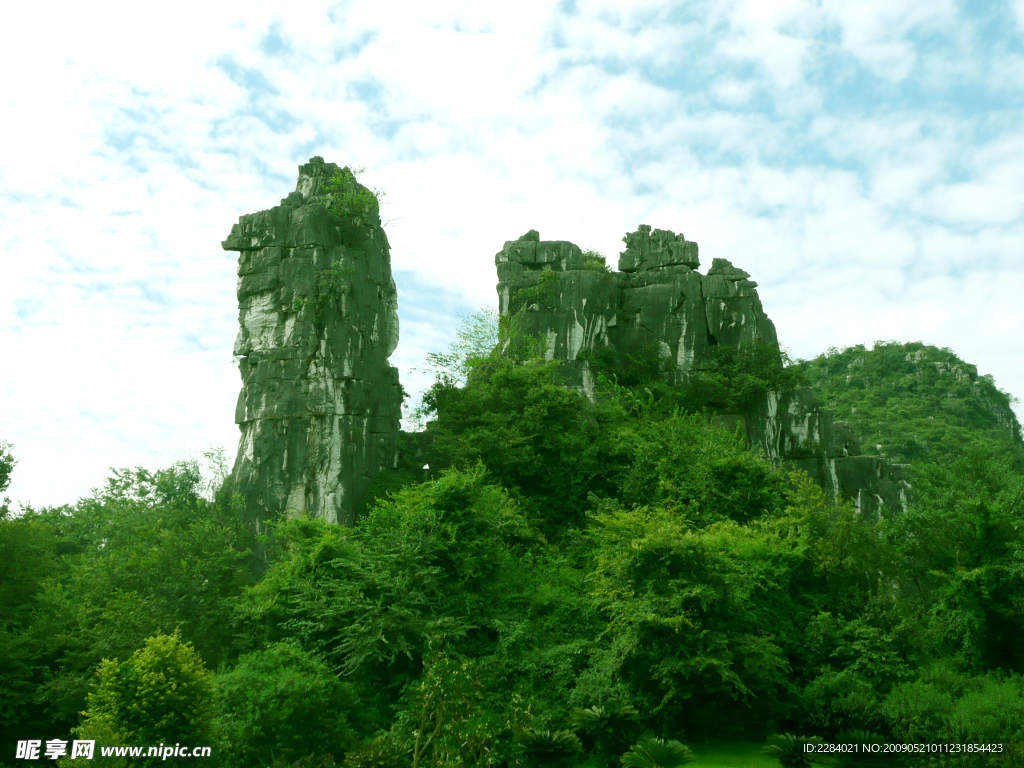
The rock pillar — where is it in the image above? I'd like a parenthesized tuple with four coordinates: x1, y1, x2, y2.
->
(223, 157, 402, 528)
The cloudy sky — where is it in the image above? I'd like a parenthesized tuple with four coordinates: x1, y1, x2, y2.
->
(2, 0, 1023, 507)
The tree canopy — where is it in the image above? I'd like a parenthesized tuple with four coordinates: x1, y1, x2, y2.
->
(2, 330, 1023, 766)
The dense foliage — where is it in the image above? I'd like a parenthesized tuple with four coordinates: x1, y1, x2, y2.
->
(0, 459, 253, 752)
(0, 437, 14, 508)
(75, 631, 216, 760)
(801, 341, 1023, 466)
(1, 331, 1023, 767)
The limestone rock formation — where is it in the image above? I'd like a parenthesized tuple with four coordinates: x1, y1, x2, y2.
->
(495, 226, 778, 393)
(746, 389, 911, 517)
(223, 157, 402, 528)
(496, 226, 910, 516)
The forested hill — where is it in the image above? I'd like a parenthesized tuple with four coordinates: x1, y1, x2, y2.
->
(3, 332, 1024, 767)
(800, 341, 1024, 467)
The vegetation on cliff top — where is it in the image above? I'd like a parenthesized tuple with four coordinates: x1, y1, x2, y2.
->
(320, 166, 386, 226)
(801, 341, 1023, 467)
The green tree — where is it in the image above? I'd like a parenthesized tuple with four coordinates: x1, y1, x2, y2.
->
(421, 308, 500, 389)
(31, 462, 252, 725)
(76, 631, 215, 761)
(0, 507, 57, 745)
(615, 410, 787, 526)
(586, 499, 797, 735)
(422, 356, 616, 530)
(215, 643, 356, 766)
(236, 467, 547, 730)
(0, 435, 14, 509)
(881, 450, 1024, 671)
(237, 463, 605, 745)
(399, 650, 506, 768)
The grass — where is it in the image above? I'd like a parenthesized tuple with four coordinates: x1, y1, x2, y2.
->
(691, 741, 778, 767)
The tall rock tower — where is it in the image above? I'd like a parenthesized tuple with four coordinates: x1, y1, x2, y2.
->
(223, 157, 402, 528)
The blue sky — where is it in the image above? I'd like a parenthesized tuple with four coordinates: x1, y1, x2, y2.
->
(2, 0, 1023, 506)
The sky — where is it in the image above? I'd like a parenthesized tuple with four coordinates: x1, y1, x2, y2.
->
(2, 0, 1023, 508)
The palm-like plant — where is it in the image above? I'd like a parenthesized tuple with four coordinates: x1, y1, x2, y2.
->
(571, 704, 642, 765)
(514, 729, 583, 768)
(571, 704, 641, 731)
(620, 738, 695, 768)
(761, 733, 826, 768)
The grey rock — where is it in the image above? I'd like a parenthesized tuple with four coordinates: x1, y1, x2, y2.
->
(223, 157, 402, 529)
(496, 226, 910, 516)
(495, 226, 778, 383)
(748, 389, 910, 514)
(618, 224, 699, 272)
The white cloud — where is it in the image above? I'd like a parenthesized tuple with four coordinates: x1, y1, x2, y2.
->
(1, 0, 1022, 507)
(714, 0, 820, 90)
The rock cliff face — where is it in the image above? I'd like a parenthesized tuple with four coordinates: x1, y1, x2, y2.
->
(496, 227, 778, 393)
(746, 389, 911, 517)
(223, 157, 402, 528)
(496, 226, 910, 516)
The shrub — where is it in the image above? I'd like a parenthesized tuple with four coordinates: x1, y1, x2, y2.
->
(76, 631, 215, 757)
(620, 738, 695, 768)
(514, 729, 582, 768)
(321, 167, 384, 225)
(570, 704, 640, 756)
(214, 643, 356, 767)
(581, 249, 611, 273)
(570, 704, 640, 766)
(802, 669, 883, 731)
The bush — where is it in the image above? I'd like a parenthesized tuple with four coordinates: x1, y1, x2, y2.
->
(513, 729, 582, 768)
(569, 704, 640, 766)
(581, 249, 611, 274)
(620, 738, 695, 768)
(880, 667, 1024, 745)
(321, 167, 384, 225)
(76, 632, 215, 758)
(802, 669, 883, 731)
(214, 643, 356, 767)
(341, 737, 406, 768)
